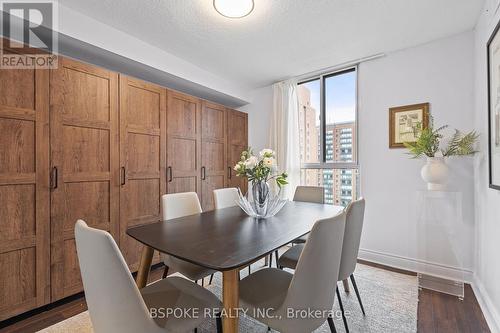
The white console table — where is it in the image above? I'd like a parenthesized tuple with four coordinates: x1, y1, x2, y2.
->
(416, 190, 464, 300)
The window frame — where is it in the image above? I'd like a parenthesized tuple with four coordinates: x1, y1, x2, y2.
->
(298, 66, 359, 171)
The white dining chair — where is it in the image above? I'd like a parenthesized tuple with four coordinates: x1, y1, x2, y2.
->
(268, 186, 325, 268)
(239, 211, 346, 333)
(75, 220, 222, 333)
(161, 192, 217, 285)
(278, 197, 366, 332)
(213, 187, 239, 210)
(213, 187, 266, 276)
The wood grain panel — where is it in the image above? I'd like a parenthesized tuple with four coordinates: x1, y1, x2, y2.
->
(226, 109, 248, 194)
(168, 177, 197, 194)
(0, 185, 35, 242)
(62, 181, 110, 233)
(120, 76, 166, 270)
(201, 101, 226, 211)
(166, 91, 201, 196)
(62, 126, 110, 173)
(127, 133, 160, 175)
(0, 66, 35, 110)
(0, 56, 49, 320)
(0, 118, 35, 174)
(50, 57, 119, 301)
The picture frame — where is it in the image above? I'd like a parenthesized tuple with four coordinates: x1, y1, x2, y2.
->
(389, 103, 429, 149)
(487, 18, 500, 190)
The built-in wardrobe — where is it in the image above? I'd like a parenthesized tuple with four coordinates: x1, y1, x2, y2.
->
(0, 41, 248, 320)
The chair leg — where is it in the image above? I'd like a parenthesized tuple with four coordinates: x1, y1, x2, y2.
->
(268, 254, 272, 267)
(350, 274, 365, 316)
(194, 328, 197, 333)
(274, 250, 279, 268)
(201, 278, 205, 287)
(327, 315, 337, 333)
(209, 274, 214, 285)
(248, 265, 251, 275)
(162, 265, 169, 279)
(336, 286, 349, 333)
(215, 312, 223, 333)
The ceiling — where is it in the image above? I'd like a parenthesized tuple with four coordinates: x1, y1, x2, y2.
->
(58, 0, 484, 89)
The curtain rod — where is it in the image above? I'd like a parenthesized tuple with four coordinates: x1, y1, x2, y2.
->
(289, 53, 386, 83)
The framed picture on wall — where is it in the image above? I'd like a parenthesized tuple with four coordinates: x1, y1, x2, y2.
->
(389, 103, 429, 148)
(487, 19, 500, 190)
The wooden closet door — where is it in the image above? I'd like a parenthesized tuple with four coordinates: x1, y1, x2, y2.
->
(200, 101, 227, 211)
(166, 91, 201, 195)
(119, 76, 166, 270)
(226, 109, 248, 194)
(50, 57, 119, 301)
(0, 47, 50, 320)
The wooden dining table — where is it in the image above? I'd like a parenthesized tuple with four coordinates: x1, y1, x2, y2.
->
(127, 201, 344, 333)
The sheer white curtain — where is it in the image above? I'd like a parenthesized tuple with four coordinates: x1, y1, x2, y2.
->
(268, 80, 301, 199)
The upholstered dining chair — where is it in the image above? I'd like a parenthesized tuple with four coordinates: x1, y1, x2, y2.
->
(239, 211, 346, 333)
(75, 220, 222, 333)
(213, 187, 269, 276)
(267, 186, 325, 268)
(213, 187, 239, 209)
(291, 186, 324, 243)
(278, 197, 366, 333)
(161, 192, 216, 285)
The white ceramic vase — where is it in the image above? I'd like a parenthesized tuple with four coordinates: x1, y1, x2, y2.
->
(420, 157, 449, 191)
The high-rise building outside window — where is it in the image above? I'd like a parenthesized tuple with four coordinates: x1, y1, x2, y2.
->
(298, 68, 359, 207)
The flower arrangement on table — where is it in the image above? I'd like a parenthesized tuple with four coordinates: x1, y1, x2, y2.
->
(233, 148, 288, 218)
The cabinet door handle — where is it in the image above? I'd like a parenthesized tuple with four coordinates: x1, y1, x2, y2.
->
(228, 166, 232, 179)
(168, 166, 173, 182)
(51, 166, 58, 189)
(201, 166, 206, 180)
(121, 167, 126, 185)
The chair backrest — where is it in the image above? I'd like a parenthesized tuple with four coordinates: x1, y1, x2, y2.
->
(293, 186, 324, 204)
(75, 220, 159, 333)
(338, 198, 366, 281)
(213, 187, 239, 210)
(279, 212, 346, 327)
(162, 192, 202, 221)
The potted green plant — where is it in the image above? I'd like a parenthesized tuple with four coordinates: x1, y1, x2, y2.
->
(404, 116, 478, 190)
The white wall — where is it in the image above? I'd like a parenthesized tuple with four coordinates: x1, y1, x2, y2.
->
(238, 86, 273, 151)
(243, 31, 478, 281)
(357, 32, 476, 281)
(473, 1, 500, 331)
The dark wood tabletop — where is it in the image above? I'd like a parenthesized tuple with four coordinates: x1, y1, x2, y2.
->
(127, 201, 344, 271)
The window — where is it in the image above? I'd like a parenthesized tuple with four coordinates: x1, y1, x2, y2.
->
(298, 68, 358, 207)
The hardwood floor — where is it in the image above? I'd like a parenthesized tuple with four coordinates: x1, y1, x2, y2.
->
(0, 262, 490, 333)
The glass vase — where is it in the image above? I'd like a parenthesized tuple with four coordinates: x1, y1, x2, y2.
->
(236, 180, 287, 219)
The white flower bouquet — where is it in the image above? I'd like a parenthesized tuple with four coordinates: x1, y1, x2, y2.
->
(233, 148, 288, 218)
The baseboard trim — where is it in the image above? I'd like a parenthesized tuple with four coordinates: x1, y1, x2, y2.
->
(358, 248, 473, 283)
(472, 276, 500, 333)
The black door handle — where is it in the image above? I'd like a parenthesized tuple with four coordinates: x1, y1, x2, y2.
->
(121, 167, 126, 185)
(51, 166, 58, 189)
(228, 166, 232, 179)
(201, 166, 206, 180)
(168, 166, 173, 182)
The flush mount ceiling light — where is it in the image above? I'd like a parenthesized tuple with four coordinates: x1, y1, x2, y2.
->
(213, 0, 254, 18)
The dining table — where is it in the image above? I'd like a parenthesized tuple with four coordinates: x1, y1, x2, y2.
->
(127, 200, 344, 333)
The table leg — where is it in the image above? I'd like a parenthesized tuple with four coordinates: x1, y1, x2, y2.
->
(222, 269, 239, 333)
(136, 245, 154, 288)
(342, 279, 350, 293)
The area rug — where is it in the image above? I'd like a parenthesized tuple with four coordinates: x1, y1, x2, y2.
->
(39, 262, 417, 333)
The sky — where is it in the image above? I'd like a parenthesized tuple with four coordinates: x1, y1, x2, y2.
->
(300, 70, 356, 126)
